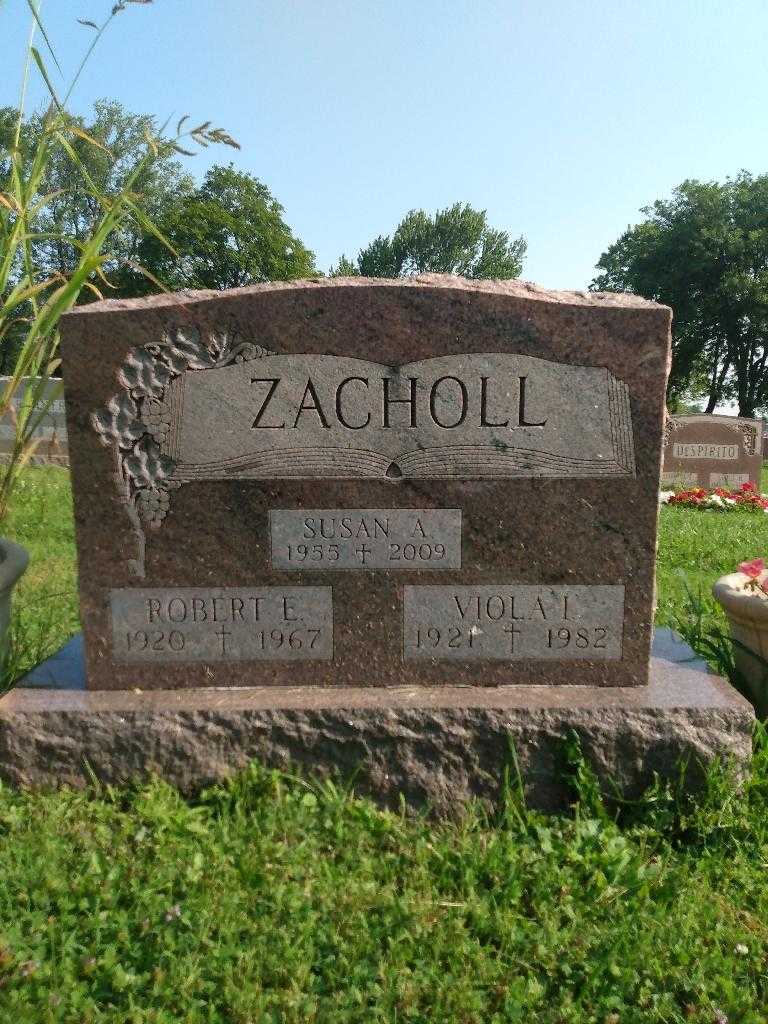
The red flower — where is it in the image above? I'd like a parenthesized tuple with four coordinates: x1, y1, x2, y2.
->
(739, 558, 765, 579)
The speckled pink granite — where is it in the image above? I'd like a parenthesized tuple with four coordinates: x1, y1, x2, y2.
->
(60, 275, 671, 691)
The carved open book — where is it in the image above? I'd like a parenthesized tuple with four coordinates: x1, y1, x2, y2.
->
(162, 352, 636, 481)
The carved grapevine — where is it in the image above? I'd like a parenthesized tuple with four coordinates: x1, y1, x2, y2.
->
(740, 423, 758, 457)
(92, 327, 273, 578)
(662, 415, 679, 446)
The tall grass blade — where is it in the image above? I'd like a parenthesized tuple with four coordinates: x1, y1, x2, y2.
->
(24, 0, 63, 75)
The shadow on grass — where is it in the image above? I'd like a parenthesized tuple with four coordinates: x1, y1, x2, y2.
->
(0, 601, 72, 694)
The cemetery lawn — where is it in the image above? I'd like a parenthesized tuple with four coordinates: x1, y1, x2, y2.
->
(4, 467, 79, 679)
(1, 467, 768, 1021)
(655, 503, 768, 632)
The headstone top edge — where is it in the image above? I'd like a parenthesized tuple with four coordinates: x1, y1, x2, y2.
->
(59, 274, 671, 319)
(669, 413, 764, 427)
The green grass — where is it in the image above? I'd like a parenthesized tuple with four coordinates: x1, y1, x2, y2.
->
(4, 466, 79, 677)
(656, 505, 767, 630)
(2, 467, 768, 1022)
(0, 755, 767, 1022)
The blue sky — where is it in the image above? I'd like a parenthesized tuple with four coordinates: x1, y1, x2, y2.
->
(3, 0, 768, 288)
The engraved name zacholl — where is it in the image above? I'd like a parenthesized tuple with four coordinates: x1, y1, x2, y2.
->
(251, 373, 546, 430)
(168, 352, 636, 482)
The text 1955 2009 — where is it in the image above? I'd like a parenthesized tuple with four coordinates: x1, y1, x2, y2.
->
(270, 508, 461, 569)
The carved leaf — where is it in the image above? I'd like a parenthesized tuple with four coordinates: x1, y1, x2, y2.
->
(212, 330, 273, 365)
(91, 394, 144, 448)
(164, 327, 217, 370)
(123, 437, 176, 488)
(211, 330, 239, 364)
(163, 349, 189, 374)
(118, 348, 173, 398)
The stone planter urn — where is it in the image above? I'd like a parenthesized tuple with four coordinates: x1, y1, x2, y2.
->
(713, 564, 768, 718)
(0, 539, 29, 659)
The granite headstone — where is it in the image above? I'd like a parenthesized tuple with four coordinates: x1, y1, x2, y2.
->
(662, 414, 763, 488)
(59, 276, 671, 691)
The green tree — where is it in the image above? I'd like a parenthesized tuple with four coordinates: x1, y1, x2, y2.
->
(4, 103, 316, 306)
(146, 165, 316, 290)
(332, 203, 526, 279)
(328, 254, 359, 277)
(7, 100, 196, 300)
(0, 99, 197, 372)
(592, 174, 768, 416)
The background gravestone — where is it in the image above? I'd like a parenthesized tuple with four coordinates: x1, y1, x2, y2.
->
(59, 275, 671, 692)
(662, 414, 763, 488)
(0, 377, 68, 466)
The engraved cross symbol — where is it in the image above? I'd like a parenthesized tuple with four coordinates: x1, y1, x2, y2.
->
(355, 543, 372, 565)
(504, 625, 521, 654)
(216, 625, 232, 655)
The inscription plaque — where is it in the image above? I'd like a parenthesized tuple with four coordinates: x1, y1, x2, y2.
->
(270, 508, 461, 570)
(403, 585, 624, 661)
(111, 587, 332, 662)
(672, 442, 738, 460)
(0, 376, 68, 466)
(709, 472, 749, 487)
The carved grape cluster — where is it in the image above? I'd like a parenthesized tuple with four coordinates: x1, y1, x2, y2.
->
(136, 486, 172, 526)
(142, 398, 172, 446)
(121, 436, 177, 528)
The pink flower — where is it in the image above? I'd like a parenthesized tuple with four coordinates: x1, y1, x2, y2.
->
(739, 558, 765, 579)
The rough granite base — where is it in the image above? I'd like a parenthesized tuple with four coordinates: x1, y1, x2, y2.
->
(0, 629, 754, 813)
